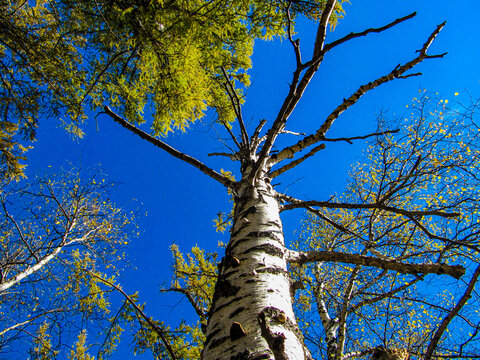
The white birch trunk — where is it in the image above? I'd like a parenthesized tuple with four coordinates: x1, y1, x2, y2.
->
(201, 175, 309, 360)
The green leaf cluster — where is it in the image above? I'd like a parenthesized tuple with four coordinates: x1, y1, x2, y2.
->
(0, 0, 346, 179)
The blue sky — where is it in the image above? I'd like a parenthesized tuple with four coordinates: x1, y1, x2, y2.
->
(24, 0, 480, 357)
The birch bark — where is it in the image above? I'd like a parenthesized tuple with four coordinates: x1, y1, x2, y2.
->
(201, 172, 308, 360)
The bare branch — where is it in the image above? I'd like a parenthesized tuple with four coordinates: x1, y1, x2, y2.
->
(220, 119, 243, 151)
(249, 0, 337, 181)
(425, 263, 480, 359)
(103, 106, 236, 190)
(220, 67, 249, 148)
(312, 0, 338, 59)
(323, 12, 417, 53)
(286, 2, 302, 67)
(321, 129, 400, 144)
(161, 287, 206, 319)
(270, 22, 446, 165)
(270, 144, 325, 178)
(280, 129, 306, 136)
(207, 152, 237, 161)
(251, 119, 267, 144)
(287, 250, 465, 279)
(90, 273, 178, 360)
(279, 194, 460, 218)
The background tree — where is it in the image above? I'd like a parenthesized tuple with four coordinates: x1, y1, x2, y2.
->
(0, 170, 133, 358)
(159, 94, 480, 359)
(0, 0, 343, 180)
(289, 93, 480, 359)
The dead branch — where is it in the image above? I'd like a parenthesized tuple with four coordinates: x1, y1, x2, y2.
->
(278, 193, 460, 218)
(270, 22, 446, 165)
(286, 1, 302, 67)
(161, 287, 206, 320)
(249, 0, 338, 182)
(207, 152, 238, 161)
(270, 144, 325, 178)
(220, 67, 249, 148)
(321, 129, 400, 144)
(322, 12, 417, 54)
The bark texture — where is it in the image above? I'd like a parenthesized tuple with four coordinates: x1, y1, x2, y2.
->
(201, 175, 308, 360)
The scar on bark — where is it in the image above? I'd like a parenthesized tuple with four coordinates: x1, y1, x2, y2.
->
(258, 310, 288, 360)
(230, 322, 246, 340)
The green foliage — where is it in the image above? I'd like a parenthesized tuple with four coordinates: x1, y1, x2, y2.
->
(29, 322, 59, 360)
(69, 331, 95, 360)
(93, 243, 218, 359)
(170, 244, 218, 323)
(0, 0, 346, 180)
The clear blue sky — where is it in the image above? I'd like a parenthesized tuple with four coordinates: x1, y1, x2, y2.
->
(25, 1, 480, 357)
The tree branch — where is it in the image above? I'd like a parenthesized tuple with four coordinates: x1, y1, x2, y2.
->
(323, 12, 417, 53)
(103, 106, 236, 190)
(279, 194, 459, 218)
(424, 263, 480, 359)
(0, 308, 62, 337)
(407, 215, 480, 253)
(249, 0, 337, 182)
(351, 277, 422, 312)
(207, 152, 237, 160)
(286, 1, 302, 68)
(90, 273, 177, 360)
(220, 66, 249, 148)
(270, 144, 325, 178)
(161, 287, 206, 319)
(287, 250, 465, 279)
(0, 219, 78, 294)
(312, 0, 337, 59)
(270, 22, 446, 165)
(321, 128, 400, 144)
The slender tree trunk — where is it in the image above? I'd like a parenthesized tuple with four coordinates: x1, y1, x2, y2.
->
(201, 171, 309, 360)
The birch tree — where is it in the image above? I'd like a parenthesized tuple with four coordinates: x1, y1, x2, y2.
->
(3, 0, 479, 359)
(289, 93, 480, 359)
(100, 3, 477, 360)
(0, 170, 132, 358)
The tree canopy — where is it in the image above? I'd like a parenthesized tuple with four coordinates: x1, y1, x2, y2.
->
(0, 0, 345, 179)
